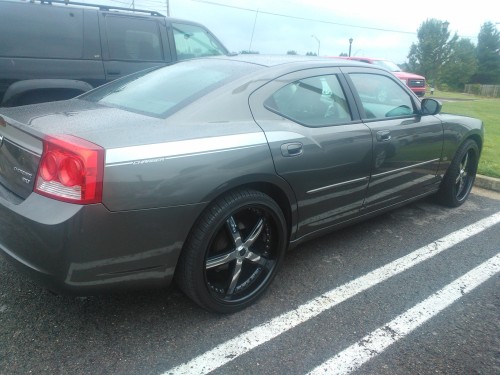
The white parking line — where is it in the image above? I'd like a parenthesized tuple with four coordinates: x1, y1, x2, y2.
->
(164, 212, 500, 375)
(307, 252, 500, 375)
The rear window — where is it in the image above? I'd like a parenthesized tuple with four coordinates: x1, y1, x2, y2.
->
(0, 3, 83, 59)
(172, 22, 227, 60)
(81, 60, 259, 117)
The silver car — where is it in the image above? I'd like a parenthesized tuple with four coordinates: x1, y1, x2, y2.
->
(0, 56, 483, 313)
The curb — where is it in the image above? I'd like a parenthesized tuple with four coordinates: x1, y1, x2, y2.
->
(475, 175, 500, 193)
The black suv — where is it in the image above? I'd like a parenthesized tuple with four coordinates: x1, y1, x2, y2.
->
(0, 0, 228, 106)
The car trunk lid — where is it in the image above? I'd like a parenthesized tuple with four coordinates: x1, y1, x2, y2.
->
(0, 116, 43, 201)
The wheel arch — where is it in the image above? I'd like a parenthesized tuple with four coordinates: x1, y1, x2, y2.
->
(466, 132, 483, 155)
(239, 181, 295, 241)
(195, 174, 298, 246)
(1, 79, 94, 106)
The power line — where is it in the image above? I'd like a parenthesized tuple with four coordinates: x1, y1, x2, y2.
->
(191, 0, 479, 39)
(104, 0, 134, 5)
(192, 0, 417, 35)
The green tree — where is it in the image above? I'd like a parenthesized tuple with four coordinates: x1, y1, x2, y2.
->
(339, 52, 348, 57)
(287, 50, 298, 55)
(240, 50, 260, 54)
(473, 22, 500, 84)
(407, 19, 458, 85)
(306, 52, 317, 56)
(441, 38, 477, 90)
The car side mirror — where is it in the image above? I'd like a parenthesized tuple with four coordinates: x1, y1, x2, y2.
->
(421, 98, 442, 116)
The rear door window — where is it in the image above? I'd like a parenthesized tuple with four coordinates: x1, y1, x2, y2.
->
(105, 16, 163, 61)
(265, 75, 352, 126)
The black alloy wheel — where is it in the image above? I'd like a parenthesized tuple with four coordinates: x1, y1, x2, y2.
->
(176, 189, 287, 313)
(437, 139, 479, 207)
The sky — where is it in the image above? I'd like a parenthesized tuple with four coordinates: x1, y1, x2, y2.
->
(89, 0, 498, 64)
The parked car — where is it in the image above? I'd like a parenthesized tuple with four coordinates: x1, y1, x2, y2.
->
(338, 57, 426, 97)
(0, 0, 228, 107)
(0, 56, 483, 313)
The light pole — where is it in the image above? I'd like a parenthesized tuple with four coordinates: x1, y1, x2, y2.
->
(348, 38, 353, 57)
(311, 35, 320, 56)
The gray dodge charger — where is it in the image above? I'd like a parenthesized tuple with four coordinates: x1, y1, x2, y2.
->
(0, 56, 483, 313)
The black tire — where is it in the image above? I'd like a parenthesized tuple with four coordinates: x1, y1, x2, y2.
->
(175, 189, 287, 313)
(436, 139, 479, 207)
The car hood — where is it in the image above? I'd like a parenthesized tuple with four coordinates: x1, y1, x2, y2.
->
(393, 71, 425, 80)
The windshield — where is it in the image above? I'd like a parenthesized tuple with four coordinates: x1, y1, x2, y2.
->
(81, 60, 259, 117)
(371, 60, 402, 72)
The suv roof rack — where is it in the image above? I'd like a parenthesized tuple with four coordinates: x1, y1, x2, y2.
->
(31, 0, 164, 16)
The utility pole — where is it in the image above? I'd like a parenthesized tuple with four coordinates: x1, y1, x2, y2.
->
(166, 0, 170, 16)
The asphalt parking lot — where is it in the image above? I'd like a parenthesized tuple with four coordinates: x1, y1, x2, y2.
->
(1, 187, 499, 375)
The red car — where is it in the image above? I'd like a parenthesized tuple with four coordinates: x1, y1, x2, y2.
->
(337, 57, 426, 97)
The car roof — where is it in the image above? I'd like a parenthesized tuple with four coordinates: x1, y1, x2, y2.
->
(204, 54, 372, 68)
(348, 57, 388, 62)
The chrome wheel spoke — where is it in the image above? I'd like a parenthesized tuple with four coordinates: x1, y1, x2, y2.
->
(246, 251, 274, 271)
(227, 258, 243, 296)
(462, 152, 469, 170)
(454, 151, 472, 196)
(226, 216, 243, 247)
(243, 218, 264, 248)
(206, 251, 237, 270)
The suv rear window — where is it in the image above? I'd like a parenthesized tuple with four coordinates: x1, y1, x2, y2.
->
(81, 60, 259, 117)
(0, 3, 83, 59)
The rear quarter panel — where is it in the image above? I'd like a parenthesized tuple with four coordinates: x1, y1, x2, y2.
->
(102, 122, 277, 211)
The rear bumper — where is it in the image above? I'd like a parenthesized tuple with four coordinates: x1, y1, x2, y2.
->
(0, 192, 204, 294)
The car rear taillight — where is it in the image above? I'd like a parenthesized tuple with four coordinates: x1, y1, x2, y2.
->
(35, 135, 104, 204)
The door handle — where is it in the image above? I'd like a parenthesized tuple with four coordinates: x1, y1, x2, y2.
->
(376, 130, 391, 142)
(281, 142, 303, 157)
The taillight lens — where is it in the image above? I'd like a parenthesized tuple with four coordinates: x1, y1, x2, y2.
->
(35, 135, 104, 204)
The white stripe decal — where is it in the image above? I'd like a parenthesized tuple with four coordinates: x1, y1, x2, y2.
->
(308, 253, 500, 375)
(163, 211, 500, 375)
(105, 132, 267, 164)
(265, 131, 304, 143)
